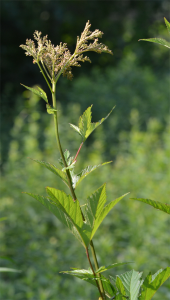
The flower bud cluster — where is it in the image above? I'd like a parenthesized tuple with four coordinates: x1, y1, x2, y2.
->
(20, 21, 112, 81)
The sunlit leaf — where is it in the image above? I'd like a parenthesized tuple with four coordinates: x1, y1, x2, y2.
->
(21, 84, 48, 102)
(164, 17, 170, 35)
(139, 267, 170, 300)
(118, 270, 143, 300)
(46, 187, 92, 247)
(116, 277, 126, 298)
(70, 105, 115, 142)
(139, 38, 170, 49)
(46, 103, 58, 114)
(131, 198, 170, 215)
(90, 192, 129, 240)
(72, 162, 112, 189)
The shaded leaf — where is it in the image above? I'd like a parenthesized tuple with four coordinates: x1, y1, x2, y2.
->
(30, 158, 68, 186)
(70, 105, 115, 142)
(139, 267, 170, 300)
(131, 198, 170, 215)
(61, 268, 116, 298)
(21, 84, 48, 102)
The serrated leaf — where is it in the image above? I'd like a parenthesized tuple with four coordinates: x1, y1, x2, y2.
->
(139, 38, 170, 49)
(46, 187, 92, 247)
(96, 262, 133, 274)
(46, 104, 57, 114)
(70, 106, 115, 142)
(164, 18, 170, 35)
(0, 267, 21, 273)
(118, 270, 143, 300)
(72, 162, 112, 189)
(30, 158, 68, 187)
(24, 192, 90, 247)
(46, 187, 83, 228)
(61, 268, 116, 298)
(139, 267, 170, 300)
(85, 184, 107, 228)
(90, 192, 129, 240)
(21, 84, 48, 103)
(131, 198, 170, 215)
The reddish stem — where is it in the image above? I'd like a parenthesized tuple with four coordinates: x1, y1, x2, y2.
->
(73, 142, 83, 162)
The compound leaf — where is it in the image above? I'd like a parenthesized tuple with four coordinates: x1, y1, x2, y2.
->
(70, 106, 115, 142)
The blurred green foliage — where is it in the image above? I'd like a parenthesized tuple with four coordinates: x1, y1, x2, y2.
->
(0, 88, 170, 299)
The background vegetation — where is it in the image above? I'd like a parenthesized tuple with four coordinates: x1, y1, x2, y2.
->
(1, 1, 170, 299)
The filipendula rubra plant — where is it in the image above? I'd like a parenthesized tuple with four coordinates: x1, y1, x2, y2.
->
(20, 21, 170, 300)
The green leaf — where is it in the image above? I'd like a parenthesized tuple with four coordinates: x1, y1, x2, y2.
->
(46, 103, 57, 114)
(139, 267, 170, 300)
(90, 192, 129, 240)
(30, 158, 68, 186)
(46, 187, 83, 228)
(139, 38, 170, 49)
(46, 188, 92, 247)
(72, 162, 112, 189)
(116, 277, 126, 298)
(0, 267, 21, 273)
(131, 198, 170, 215)
(85, 184, 107, 228)
(58, 150, 74, 169)
(164, 18, 170, 35)
(61, 268, 116, 298)
(96, 262, 133, 274)
(118, 270, 143, 300)
(24, 192, 84, 246)
(70, 105, 115, 142)
(21, 84, 48, 103)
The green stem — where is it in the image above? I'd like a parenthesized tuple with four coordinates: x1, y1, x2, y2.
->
(37, 61, 52, 92)
(52, 82, 77, 201)
(52, 81, 106, 299)
(85, 247, 104, 299)
(90, 241, 106, 299)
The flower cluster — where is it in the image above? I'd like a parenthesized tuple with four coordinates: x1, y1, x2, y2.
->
(20, 21, 112, 81)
